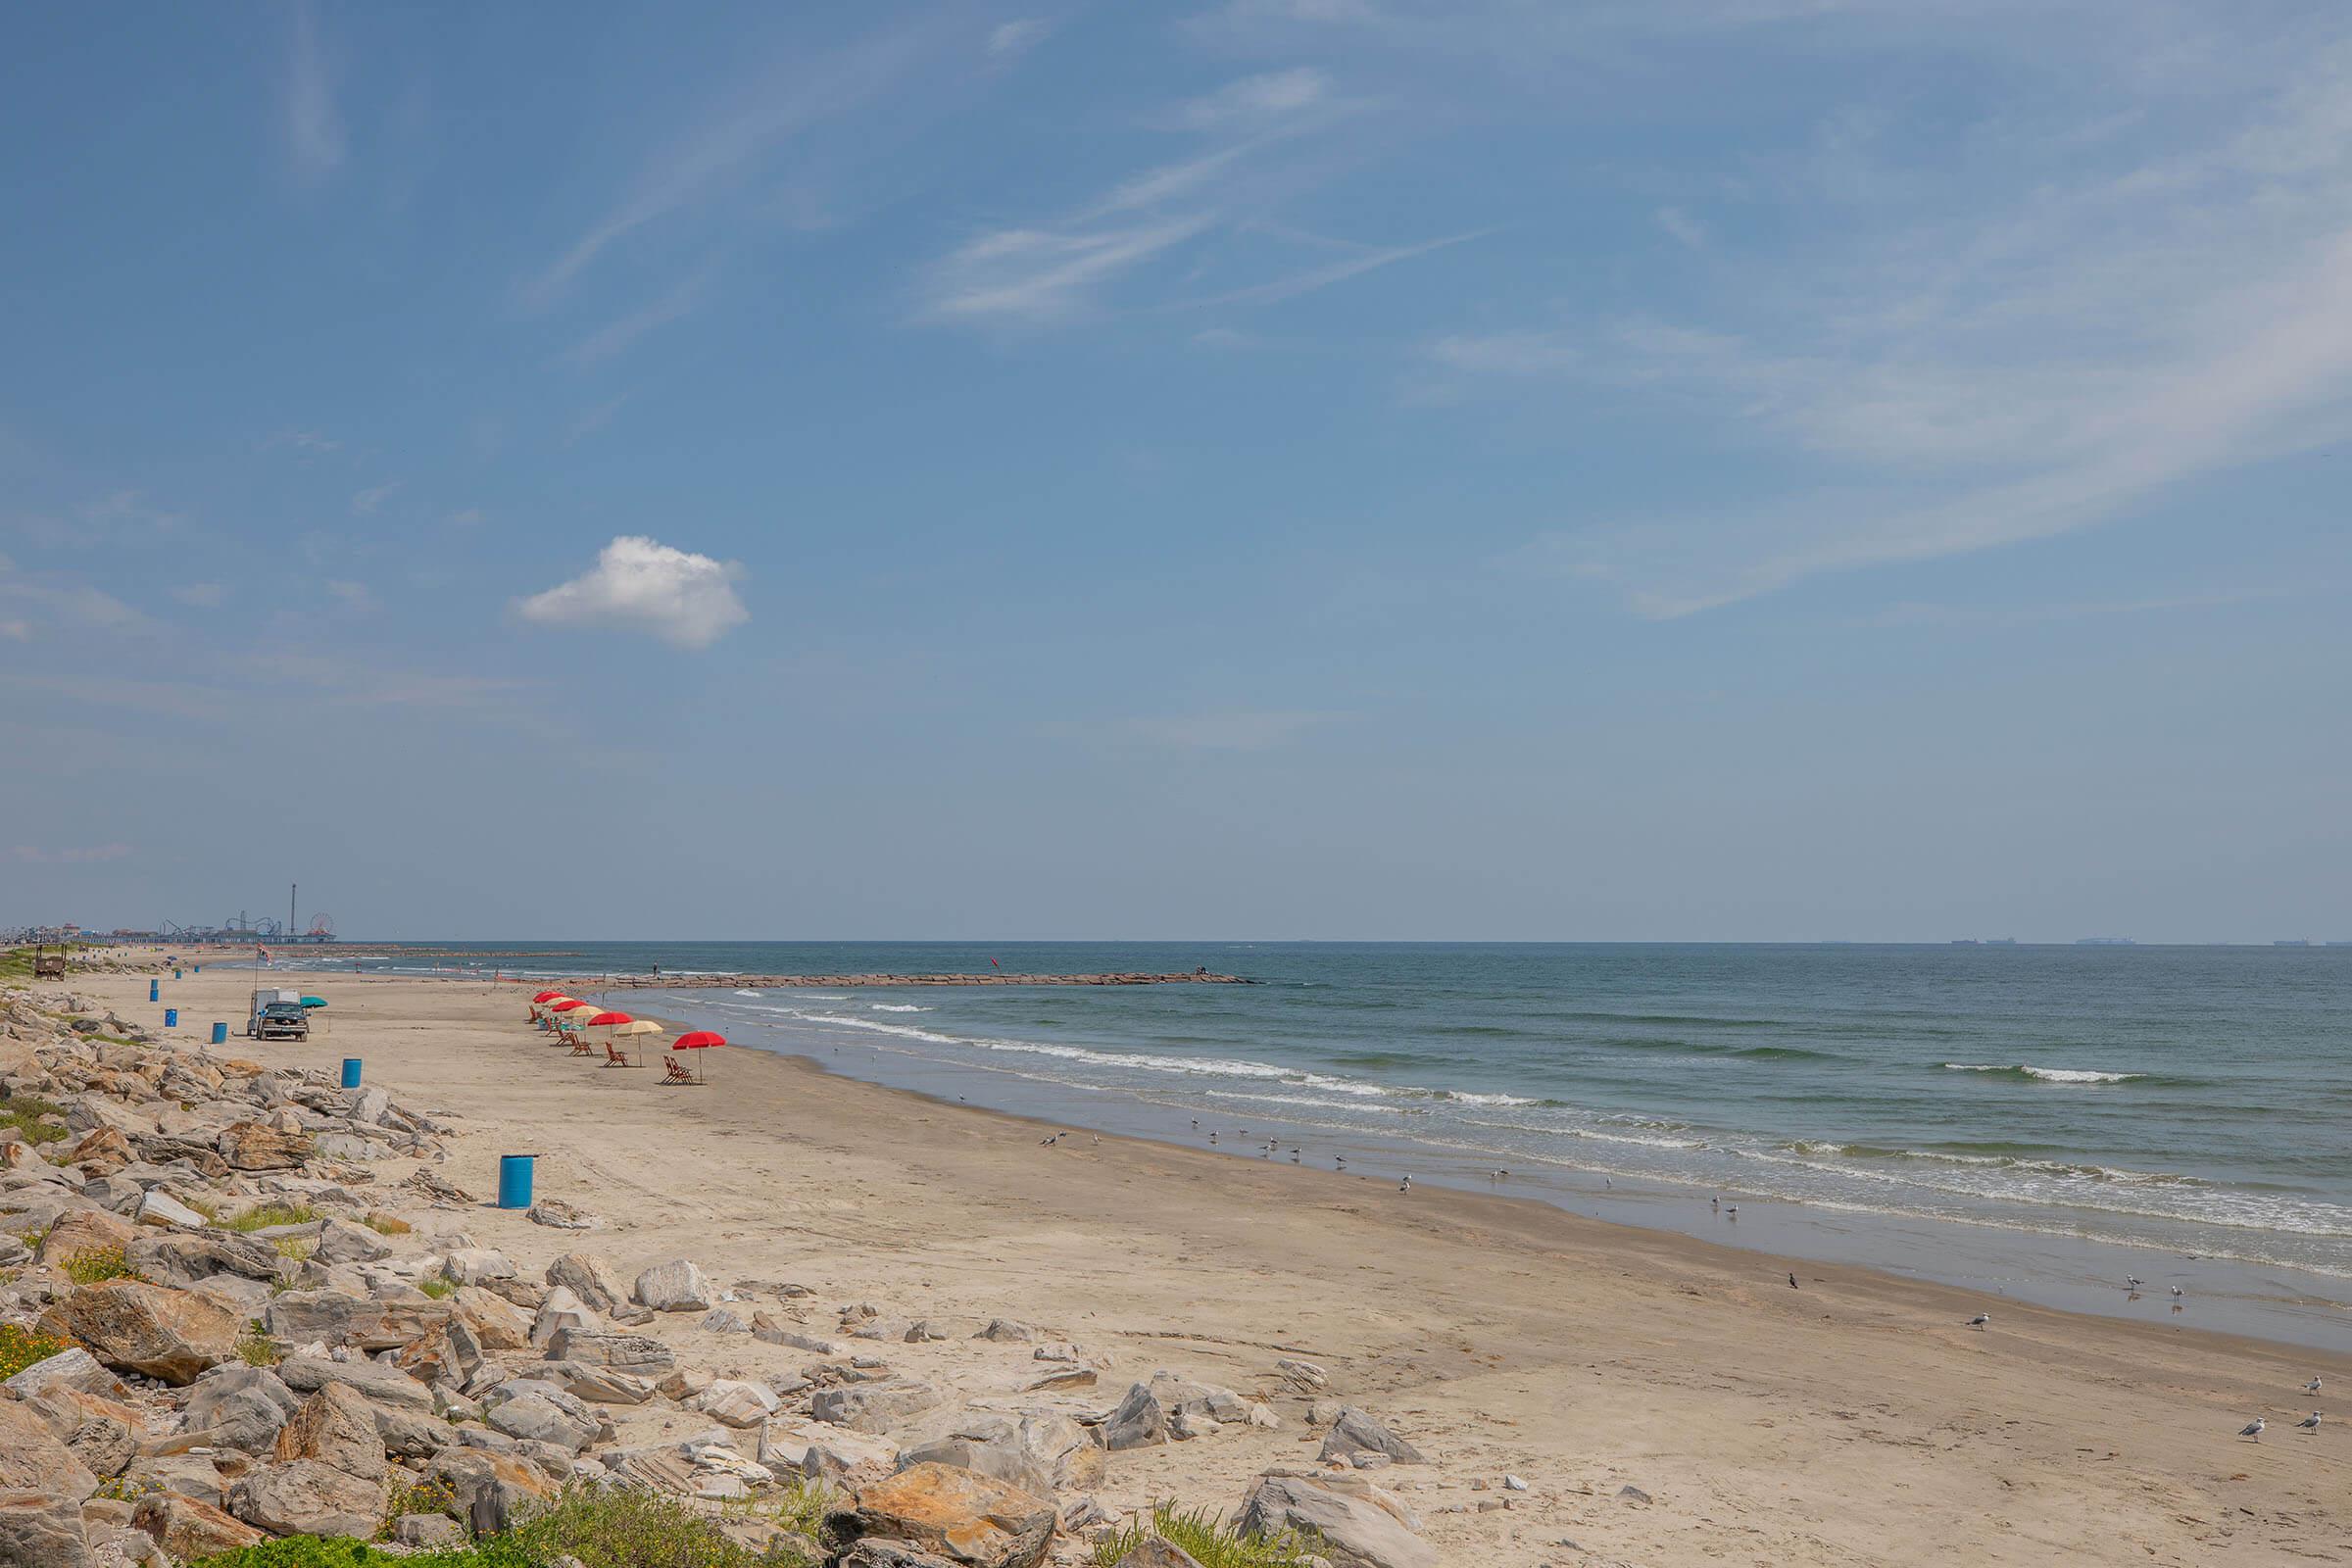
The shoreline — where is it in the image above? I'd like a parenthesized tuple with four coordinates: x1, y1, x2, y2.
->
(74, 959, 2350, 1563)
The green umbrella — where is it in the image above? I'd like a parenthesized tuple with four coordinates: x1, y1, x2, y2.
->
(300, 997, 327, 1008)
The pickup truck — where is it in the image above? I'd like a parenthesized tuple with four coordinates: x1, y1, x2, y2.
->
(253, 1001, 310, 1041)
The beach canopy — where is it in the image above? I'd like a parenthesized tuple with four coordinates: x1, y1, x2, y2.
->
(611, 1019, 662, 1037)
(673, 1031, 727, 1050)
(585, 1011, 633, 1027)
(531, 990, 567, 1004)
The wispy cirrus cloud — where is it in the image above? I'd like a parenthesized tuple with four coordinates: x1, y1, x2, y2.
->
(283, 2, 344, 183)
(987, 18, 1053, 58)
(1431, 18, 2352, 615)
(521, 20, 950, 309)
(562, 267, 714, 368)
(920, 69, 1466, 325)
(351, 483, 399, 515)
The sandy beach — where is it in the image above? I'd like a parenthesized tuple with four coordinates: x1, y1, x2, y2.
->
(81, 961, 2352, 1566)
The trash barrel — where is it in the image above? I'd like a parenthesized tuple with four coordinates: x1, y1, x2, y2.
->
(211, 1022, 228, 1045)
(498, 1154, 536, 1210)
(149, 980, 160, 1002)
(341, 1058, 363, 1089)
(173, 969, 182, 980)
(164, 1007, 178, 1028)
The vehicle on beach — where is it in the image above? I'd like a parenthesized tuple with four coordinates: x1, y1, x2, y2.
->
(248, 989, 310, 1040)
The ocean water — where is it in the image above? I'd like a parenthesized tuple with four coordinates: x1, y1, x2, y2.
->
(299, 941, 2352, 1346)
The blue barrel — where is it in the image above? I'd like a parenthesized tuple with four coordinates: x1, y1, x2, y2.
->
(149, 980, 160, 1002)
(194, 964, 202, 973)
(211, 1022, 227, 1045)
(340, 1058, 363, 1089)
(164, 1007, 178, 1028)
(173, 969, 182, 980)
(497, 1154, 536, 1210)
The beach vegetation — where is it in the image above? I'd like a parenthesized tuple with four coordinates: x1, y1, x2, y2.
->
(62, 1245, 144, 1285)
(1091, 1502, 1322, 1568)
(222, 1201, 321, 1233)
(190, 1481, 820, 1567)
(0, 1324, 76, 1381)
(273, 1238, 317, 1263)
(0, 1095, 70, 1145)
(237, 1319, 281, 1366)
(417, 1276, 457, 1299)
(362, 1212, 413, 1235)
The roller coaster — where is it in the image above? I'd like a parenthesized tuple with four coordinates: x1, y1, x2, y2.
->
(158, 911, 338, 944)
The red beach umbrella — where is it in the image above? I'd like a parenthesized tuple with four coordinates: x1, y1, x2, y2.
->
(585, 1011, 633, 1027)
(671, 1030, 726, 1084)
(531, 990, 567, 1004)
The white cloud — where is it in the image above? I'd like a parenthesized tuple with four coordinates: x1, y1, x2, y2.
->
(1170, 68, 1330, 129)
(284, 3, 344, 182)
(988, 18, 1051, 57)
(514, 535, 750, 649)
(1427, 329, 1578, 375)
(325, 579, 373, 611)
(926, 219, 1212, 323)
(170, 582, 225, 609)
(351, 483, 399, 515)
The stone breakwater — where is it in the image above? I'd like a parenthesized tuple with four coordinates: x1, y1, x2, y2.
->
(597, 972, 1253, 990)
(0, 975, 1439, 1568)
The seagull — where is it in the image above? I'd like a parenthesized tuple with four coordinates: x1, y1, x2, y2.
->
(2126, 1275, 2143, 1290)
(1603, 1177, 1612, 1188)
(1399, 1175, 1412, 1193)
(2296, 1411, 2322, 1432)
(1788, 1271, 1800, 1290)
(1966, 1313, 1990, 1330)
(1725, 1204, 1739, 1217)
(1039, 1134, 1061, 1146)
(1335, 1156, 1347, 1169)
(2170, 1286, 2183, 1298)
(2307, 1377, 2323, 1394)
(2239, 1417, 2266, 1442)
(1190, 1119, 1198, 1128)
(1710, 1197, 1719, 1211)
(1206, 1133, 1216, 1145)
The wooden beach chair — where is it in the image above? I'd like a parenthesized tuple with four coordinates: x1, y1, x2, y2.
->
(567, 1033, 595, 1056)
(659, 1054, 697, 1086)
(602, 1041, 643, 1068)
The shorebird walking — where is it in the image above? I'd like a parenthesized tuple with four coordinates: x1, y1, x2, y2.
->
(1965, 1312, 1990, 1330)
(2169, 1286, 2183, 1298)
(2126, 1275, 2144, 1290)
(1725, 1204, 1739, 1218)
(2239, 1417, 2266, 1442)
(1399, 1174, 1412, 1193)
(2296, 1411, 2322, 1432)
(2307, 1377, 2323, 1394)
(1788, 1271, 1800, 1290)
(1039, 1134, 1060, 1146)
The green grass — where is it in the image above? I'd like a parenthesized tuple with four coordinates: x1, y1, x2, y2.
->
(61, 1246, 144, 1286)
(417, 1276, 457, 1299)
(1091, 1503, 1322, 1568)
(222, 1202, 321, 1233)
(0, 1096, 69, 1147)
(187, 1483, 823, 1568)
(237, 1319, 282, 1367)
(0, 1324, 75, 1381)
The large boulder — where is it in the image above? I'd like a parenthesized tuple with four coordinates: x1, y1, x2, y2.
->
(36, 1278, 239, 1385)
(545, 1252, 627, 1314)
(900, 1415, 1101, 1499)
(842, 1462, 1055, 1568)
(219, 1122, 312, 1171)
(1100, 1373, 1269, 1449)
(544, 1360, 656, 1405)
(454, 1286, 535, 1350)
(1318, 1407, 1426, 1466)
(1233, 1473, 1434, 1568)
(127, 1229, 281, 1287)
(276, 1353, 435, 1413)
(131, 1493, 267, 1559)
(272, 1382, 387, 1482)
(632, 1257, 710, 1312)
(530, 1285, 597, 1348)
(436, 1248, 515, 1286)
(230, 1458, 386, 1539)
(33, 1207, 135, 1264)
(812, 1380, 944, 1434)
(1112, 1544, 1205, 1568)
(543, 1327, 673, 1373)
(697, 1379, 780, 1429)
(482, 1382, 599, 1452)
(266, 1288, 449, 1350)
(185, 1366, 302, 1453)
(0, 1398, 99, 1502)
(0, 1494, 92, 1568)
(1, 1348, 122, 1401)
(133, 1188, 209, 1230)
(312, 1218, 391, 1265)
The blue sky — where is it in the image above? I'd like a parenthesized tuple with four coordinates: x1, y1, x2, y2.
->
(4, 0, 2348, 942)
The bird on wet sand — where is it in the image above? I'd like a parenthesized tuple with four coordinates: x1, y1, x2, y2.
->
(2239, 1417, 2266, 1442)
(1039, 1134, 1060, 1146)
(2126, 1275, 2143, 1290)
(1966, 1313, 1990, 1330)
(2170, 1286, 2183, 1298)
(1399, 1174, 1413, 1193)
(2296, 1412, 2322, 1432)
(1788, 1271, 1799, 1290)
(2307, 1377, 2323, 1394)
